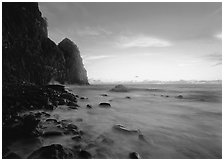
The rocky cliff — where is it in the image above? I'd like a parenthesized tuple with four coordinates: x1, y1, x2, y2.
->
(58, 38, 89, 84)
(2, 2, 88, 85)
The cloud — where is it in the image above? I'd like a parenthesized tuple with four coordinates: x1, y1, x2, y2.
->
(204, 52, 222, 66)
(84, 55, 115, 61)
(214, 33, 222, 39)
(76, 26, 112, 36)
(117, 35, 172, 48)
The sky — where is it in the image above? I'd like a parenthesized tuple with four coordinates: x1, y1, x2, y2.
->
(39, 2, 222, 82)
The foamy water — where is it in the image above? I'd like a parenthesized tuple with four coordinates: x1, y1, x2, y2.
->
(11, 84, 222, 158)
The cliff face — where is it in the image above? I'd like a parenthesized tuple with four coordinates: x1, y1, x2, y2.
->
(58, 38, 89, 85)
(2, 2, 88, 85)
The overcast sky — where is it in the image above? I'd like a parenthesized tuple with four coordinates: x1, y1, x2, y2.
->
(39, 2, 222, 82)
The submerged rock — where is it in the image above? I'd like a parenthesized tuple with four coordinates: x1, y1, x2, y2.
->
(110, 84, 129, 92)
(28, 144, 74, 159)
(71, 135, 82, 141)
(113, 124, 138, 133)
(86, 104, 92, 108)
(80, 96, 88, 100)
(176, 95, 183, 99)
(99, 102, 111, 107)
(129, 152, 141, 159)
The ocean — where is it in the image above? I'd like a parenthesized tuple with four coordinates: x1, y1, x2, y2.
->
(10, 84, 222, 158)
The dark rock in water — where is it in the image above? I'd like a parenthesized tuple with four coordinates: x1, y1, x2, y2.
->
(78, 150, 92, 159)
(101, 94, 108, 96)
(113, 124, 138, 133)
(99, 102, 111, 107)
(58, 98, 66, 105)
(67, 123, 78, 130)
(110, 84, 129, 92)
(80, 96, 88, 100)
(67, 101, 77, 106)
(28, 144, 74, 159)
(176, 95, 183, 99)
(42, 130, 63, 137)
(46, 85, 65, 92)
(46, 118, 59, 123)
(166, 95, 169, 97)
(68, 106, 78, 110)
(45, 104, 55, 110)
(86, 104, 92, 108)
(62, 93, 77, 102)
(71, 135, 82, 141)
(58, 38, 89, 85)
(125, 96, 131, 99)
(3, 152, 21, 159)
(129, 152, 141, 159)
(22, 114, 40, 134)
(41, 111, 50, 117)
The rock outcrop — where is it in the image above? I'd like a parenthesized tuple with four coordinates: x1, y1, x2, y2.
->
(58, 38, 89, 85)
(2, 2, 88, 85)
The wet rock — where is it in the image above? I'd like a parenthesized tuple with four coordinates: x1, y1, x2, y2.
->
(99, 102, 111, 107)
(28, 144, 74, 159)
(45, 85, 65, 92)
(78, 150, 92, 159)
(80, 96, 88, 100)
(176, 95, 183, 99)
(22, 114, 40, 134)
(45, 104, 55, 110)
(113, 124, 138, 133)
(110, 84, 129, 92)
(67, 101, 77, 106)
(166, 95, 169, 97)
(62, 93, 77, 102)
(79, 130, 84, 135)
(58, 98, 66, 105)
(125, 96, 131, 99)
(41, 111, 50, 117)
(68, 106, 78, 110)
(46, 118, 59, 123)
(4, 152, 21, 159)
(101, 94, 108, 96)
(71, 135, 82, 141)
(42, 130, 63, 137)
(67, 123, 78, 130)
(86, 104, 92, 108)
(129, 152, 141, 159)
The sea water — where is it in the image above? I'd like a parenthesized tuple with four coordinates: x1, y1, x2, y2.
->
(10, 84, 222, 158)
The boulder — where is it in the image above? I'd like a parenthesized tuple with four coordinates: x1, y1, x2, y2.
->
(86, 104, 92, 108)
(110, 84, 129, 92)
(129, 152, 141, 159)
(78, 150, 92, 159)
(176, 95, 183, 99)
(99, 102, 111, 107)
(28, 144, 74, 159)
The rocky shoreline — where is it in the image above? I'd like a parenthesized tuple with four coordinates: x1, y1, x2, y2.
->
(3, 83, 90, 159)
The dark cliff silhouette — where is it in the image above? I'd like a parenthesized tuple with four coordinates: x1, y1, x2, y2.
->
(2, 2, 89, 85)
